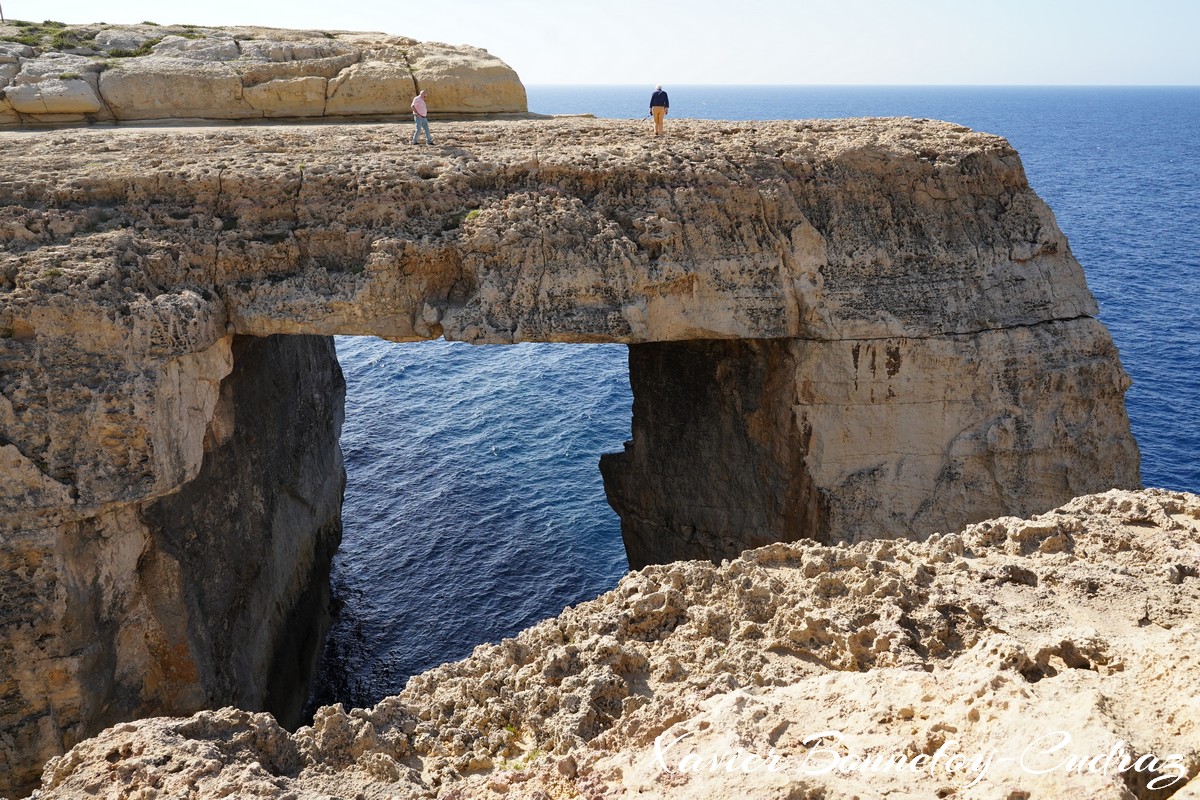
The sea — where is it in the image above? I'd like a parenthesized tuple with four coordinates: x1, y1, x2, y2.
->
(308, 86, 1200, 712)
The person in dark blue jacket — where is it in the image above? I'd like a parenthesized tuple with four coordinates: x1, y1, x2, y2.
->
(650, 85, 669, 136)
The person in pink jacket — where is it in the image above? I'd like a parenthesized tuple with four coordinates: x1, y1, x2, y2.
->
(411, 89, 433, 145)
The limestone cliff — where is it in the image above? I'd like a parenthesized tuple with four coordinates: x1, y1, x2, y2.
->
(0, 117, 1141, 795)
(0, 118, 1138, 530)
(0, 334, 344, 797)
(27, 489, 1200, 799)
(604, 323, 1137, 566)
(0, 22, 526, 125)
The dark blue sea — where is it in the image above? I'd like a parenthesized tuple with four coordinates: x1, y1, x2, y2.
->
(309, 86, 1200, 711)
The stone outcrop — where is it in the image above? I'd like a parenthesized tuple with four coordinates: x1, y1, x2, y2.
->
(0, 117, 1141, 794)
(0, 22, 526, 125)
(27, 489, 1200, 799)
(0, 334, 345, 798)
(604, 321, 1137, 566)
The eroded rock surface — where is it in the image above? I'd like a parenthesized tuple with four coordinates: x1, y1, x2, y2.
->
(0, 22, 526, 124)
(29, 489, 1200, 799)
(605, 321, 1138, 566)
(0, 335, 344, 797)
(0, 118, 1139, 533)
(0, 117, 1142, 794)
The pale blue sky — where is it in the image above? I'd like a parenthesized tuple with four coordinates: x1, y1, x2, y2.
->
(13, 0, 1200, 85)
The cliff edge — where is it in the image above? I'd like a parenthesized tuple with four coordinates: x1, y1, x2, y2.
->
(0, 21, 526, 125)
(29, 489, 1200, 799)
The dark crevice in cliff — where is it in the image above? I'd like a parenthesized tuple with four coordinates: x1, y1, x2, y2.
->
(137, 334, 346, 731)
(92, 76, 118, 123)
(211, 167, 226, 282)
(401, 51, 419, 98)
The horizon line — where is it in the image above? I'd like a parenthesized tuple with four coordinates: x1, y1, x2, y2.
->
(523, 83, 1200, 88)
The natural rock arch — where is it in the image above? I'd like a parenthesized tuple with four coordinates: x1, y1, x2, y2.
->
(0, 117, 1139, 795)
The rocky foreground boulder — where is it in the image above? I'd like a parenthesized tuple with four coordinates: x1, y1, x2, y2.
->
(0, 21, 526, 124)
(27, 489, 1200, 799)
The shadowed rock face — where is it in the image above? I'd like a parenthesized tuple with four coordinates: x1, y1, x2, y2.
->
(605, 318, 1139, 567)
(0, 334, 344, 797)
(137, 334, 345, 730)
(601, 339, 828, 568)
(0, 117, 1139, 795)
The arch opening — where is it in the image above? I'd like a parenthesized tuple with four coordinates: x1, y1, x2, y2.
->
(306, 335, 632, 713)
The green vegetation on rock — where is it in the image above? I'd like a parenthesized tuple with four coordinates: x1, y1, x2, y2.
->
(108, 37, 163, 57)
(2, 32, 41, 46)
(51, 29, 93, 49)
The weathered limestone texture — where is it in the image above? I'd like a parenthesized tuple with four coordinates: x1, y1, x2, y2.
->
(0, 117, 1140, 793)
(0, 22, 527, 125)
(0, 334, 344, 798)
(137, 334, 345, 731)
(605, 318, 1138, 567)
(28, 489, 1200, 800)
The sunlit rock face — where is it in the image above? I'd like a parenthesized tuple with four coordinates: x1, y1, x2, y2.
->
(0, 23, 527, 126)
(0, 117, 1138, 795)
(604, 318, 1137, 567)
(32, 489, 1200, 800)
